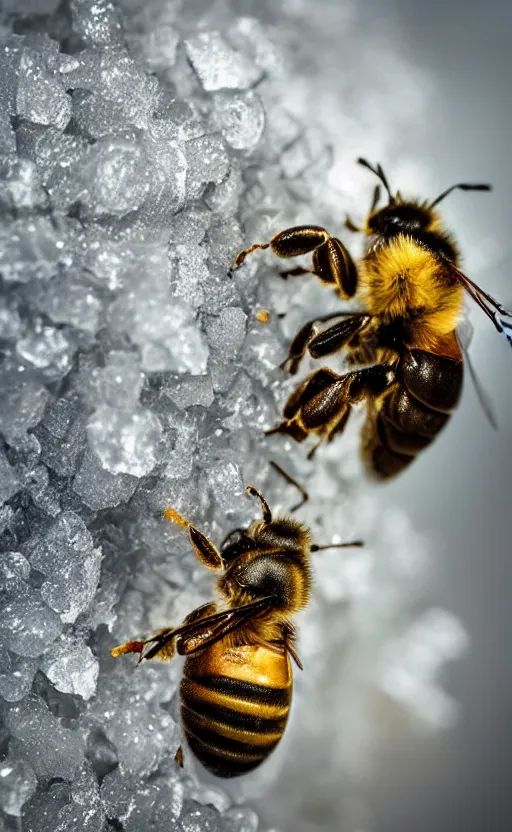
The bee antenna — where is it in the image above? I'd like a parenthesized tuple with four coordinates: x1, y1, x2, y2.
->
(430, 182, 492, 208)
(357, 157, 394, 202)
(311, 540, 364, 552)
(246, 485, 272, 524)
(269, 460, 309, 512)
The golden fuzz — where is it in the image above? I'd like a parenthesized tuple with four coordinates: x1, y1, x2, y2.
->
(359, 235, 464, 342)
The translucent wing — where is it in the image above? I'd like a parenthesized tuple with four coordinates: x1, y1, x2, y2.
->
(456, 319, 498, 430)
(451, 265, 512, 346)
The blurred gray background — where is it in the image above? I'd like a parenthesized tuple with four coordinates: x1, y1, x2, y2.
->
(358, 1, 512, 829)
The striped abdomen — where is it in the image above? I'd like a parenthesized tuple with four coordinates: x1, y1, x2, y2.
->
(180, 640, 292, 778)
(363, 346, 463, 479)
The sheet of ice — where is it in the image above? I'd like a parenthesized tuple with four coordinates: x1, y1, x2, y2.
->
(0, 1, 469, 830)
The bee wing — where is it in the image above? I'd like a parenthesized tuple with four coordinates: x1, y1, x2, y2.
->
(455, 324, 498, 430)
(451, 265, 512, 345)
(142, 596, 274, 661)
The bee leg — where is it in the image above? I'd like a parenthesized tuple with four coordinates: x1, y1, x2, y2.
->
(234, 225, 358, 299)
(281, 312, 362, 374)
(175, 746, 184, 768)
(279, 266, 313, 279)
(306, 314, 372, 360)
(271, 364, 396, 448)
(268, 368, 347, 443)
(163, 507, 223, 571)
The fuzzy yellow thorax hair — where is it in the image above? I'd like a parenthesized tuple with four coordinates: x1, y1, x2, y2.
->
(360, 236, 464, 341)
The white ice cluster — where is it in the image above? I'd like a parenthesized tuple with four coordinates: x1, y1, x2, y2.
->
(0, 1, 467, 830)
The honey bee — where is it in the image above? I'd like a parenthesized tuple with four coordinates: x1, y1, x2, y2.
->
(234, 158, 512, 478)
(112, 477, 361, 778)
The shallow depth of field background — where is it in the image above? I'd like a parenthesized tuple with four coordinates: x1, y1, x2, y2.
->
(349, 1, 512, 829)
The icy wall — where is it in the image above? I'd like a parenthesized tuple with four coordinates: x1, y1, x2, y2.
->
(0, 1, 468, 831)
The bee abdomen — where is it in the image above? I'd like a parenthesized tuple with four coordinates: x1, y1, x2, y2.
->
(363, 348, 463, 478)
(180, 671, 291, 778)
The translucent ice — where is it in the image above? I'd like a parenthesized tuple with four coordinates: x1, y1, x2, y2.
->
(3, 695, 85, 781)
(41, 637, 99, 701)
(0, 754, 37, 817)
(29, 511, 102, 623)
(70, 51, 159, 137)
(73, 448, 138, 510)
(70, 0, 124, 49)
(185, 134, 231, 200)
(185, 31, 262, 91)
(16, 49, 71, 130)
(212, 91, 265, 151)
(87, 405, 163, 477)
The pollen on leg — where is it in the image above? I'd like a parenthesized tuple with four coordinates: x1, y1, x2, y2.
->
(163, 507, 190, 527)
(111, 640, 144, 658)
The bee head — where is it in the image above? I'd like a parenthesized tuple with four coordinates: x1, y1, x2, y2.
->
(367, 202, 434, 238)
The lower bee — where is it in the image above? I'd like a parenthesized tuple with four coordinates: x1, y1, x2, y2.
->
(112, 474, 361, 778)
(234, 158, 512, 478)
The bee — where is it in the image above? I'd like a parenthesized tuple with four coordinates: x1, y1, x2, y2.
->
(234, 158, 512, 478)
(112, 473, 361, 778)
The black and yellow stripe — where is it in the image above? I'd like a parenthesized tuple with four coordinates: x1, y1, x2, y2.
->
(181, 648, 292, 778)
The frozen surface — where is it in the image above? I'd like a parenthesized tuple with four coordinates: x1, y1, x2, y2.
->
(0, 1, 467, 830)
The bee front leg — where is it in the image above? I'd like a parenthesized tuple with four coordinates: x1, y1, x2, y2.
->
(234, 225, 358, 299)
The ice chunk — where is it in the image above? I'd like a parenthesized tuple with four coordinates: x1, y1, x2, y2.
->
(0, 217, 66, 283)
(162, 406, 198, 481)
(30, 275, 101, 334)
(80, 135, 151, 219)
(0, 754, 37, 817)
(73, 448, 138, 510)
(94, 351, 144, 410)
(29, 511, 102, 623)
(3, 694, 85, 781)
(181, 800, 222, 832)
(38, 413, 87, 478)
(0, 595, 64, 658)
(206, 460, 244, 510)
(90, 659, 179, 777)
(204, 162, 243, 216)
(70, 51, 159, 137)
(101, 766, 187, 831)
(17, 326, 73, 377)
(206, 306, 247, 357)
(0, 652, 38, 702)
(222, 807, 259, 832)
(185, 31, 262, 91)
(212, 91, 265, 151)
(49, 134, 151, 219)
(173, 243, 210, 309)
(41, 636, 99, 700)
(165, 374, 214, 410)
(0, 375, 48, 447)
(184, 134, 230, 200)
(86, 728, 119, 783)
(110, 278, 209, 374)
(138, 24, 180, 73)
(70, 0, 124, 49)
(87, 405, 163, 477)
(17, 50, 71, 130)
(16, 122, 89, 186)
(0, 448, 21, 506)
(0, 159, 49, 214)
